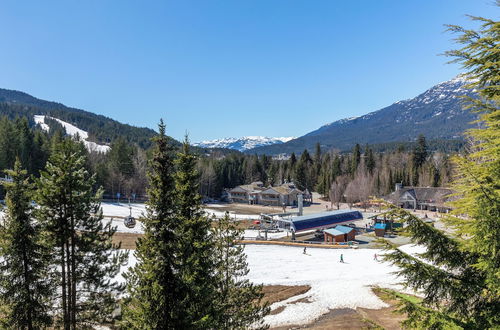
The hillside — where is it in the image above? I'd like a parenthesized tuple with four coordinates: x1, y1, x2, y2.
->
(248, 76, 477, 155)
(0, 88, 164, 149)
(193, 136, 295, 152)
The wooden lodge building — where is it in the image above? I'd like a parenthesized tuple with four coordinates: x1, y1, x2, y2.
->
(228, 181, 312, 206)
(385, 183, 455, 213)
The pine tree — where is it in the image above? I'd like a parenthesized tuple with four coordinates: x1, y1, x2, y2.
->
(36, 139, 127, 329)
(412, 134, 428, 169)
(0, 159, 52, 329)
(0, 117, 16, 176)
(313, 142, 322, 185)
(381, 10, 500, 328)
(444, 9, 500, 322)
(122, 120, 180, 328)
(365, 146, 376, 174)
(174, 136, 218, 328)
(289, 152, 297, 169)
(15, 117, 36, 175)
(351, 143, 361, 175)
(294, 160, 308, 191)
(212, 213, 269, 329)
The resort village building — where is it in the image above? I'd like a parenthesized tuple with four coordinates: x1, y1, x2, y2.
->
(385, 183, 455, 213)
(228, 181, 311, 206)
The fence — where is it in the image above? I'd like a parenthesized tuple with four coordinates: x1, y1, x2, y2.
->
(236, 239, 359, 249)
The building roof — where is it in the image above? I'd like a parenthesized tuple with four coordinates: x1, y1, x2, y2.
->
(290, 210, 363, 232)
(230, 181, 305, 197)
(374, 223, 387, 230)
(230, 183, 266, 193)
(385, 186, 455, 207)
(324, 225, 355, 237)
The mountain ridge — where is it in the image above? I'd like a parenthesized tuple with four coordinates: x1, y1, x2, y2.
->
(0, 88, 167, 149)
(247, 75, 477, 155)
(193, 136, 295, 152)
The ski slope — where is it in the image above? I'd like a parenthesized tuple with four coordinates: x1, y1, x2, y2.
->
(34, 115, 110, 153)
(120, 244, 421, 328)
(245, 244, 405, 327)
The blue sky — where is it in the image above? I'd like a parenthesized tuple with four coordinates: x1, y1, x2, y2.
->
(0, 1, 496, 142)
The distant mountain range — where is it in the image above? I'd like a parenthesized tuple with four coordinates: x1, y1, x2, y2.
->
(248, 75, 478, 155)
(193, 136, 294, 152)
(0, 75, 478, 155)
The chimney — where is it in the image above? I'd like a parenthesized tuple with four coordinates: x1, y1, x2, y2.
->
(298, 194, 303, 216)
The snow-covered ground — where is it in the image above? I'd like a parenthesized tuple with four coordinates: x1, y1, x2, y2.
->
(34, 115, 110, 153)
(243, 229, 289, 240)
(245, 244, 403, 327)
(119, 244, 421, 328)
(203, 208, 257, 221)
(101, 202, 147, 218)
(100, 202, 257, 235)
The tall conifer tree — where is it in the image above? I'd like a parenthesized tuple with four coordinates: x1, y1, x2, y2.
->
(351, 143, 361, 175)
(122, 120, 180, 328)
(37, 139, 127, 329)
(212, 213, 269, 329)
(174, 136, 218, 328)
(381, 9, 500, 328)
(0, 159, 52, 329)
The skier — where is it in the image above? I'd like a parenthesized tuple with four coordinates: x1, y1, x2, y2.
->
(374, 253, 378, 261)
(303, 247, 307, 255)
(340, 253, 344, 263)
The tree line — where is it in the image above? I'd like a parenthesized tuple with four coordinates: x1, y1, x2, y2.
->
(197, 135, 453, 205)
(0, 124, 268, 328)
(0, 112, 454, 209)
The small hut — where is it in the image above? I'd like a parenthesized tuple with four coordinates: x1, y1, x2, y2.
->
(374, 223, 387, 237)
(324, 225, 356, 243)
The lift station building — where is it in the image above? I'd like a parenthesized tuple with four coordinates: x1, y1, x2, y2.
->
(277, 209, 363, 233)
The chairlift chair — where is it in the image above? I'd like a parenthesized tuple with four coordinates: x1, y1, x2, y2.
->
(124, 201, 136, 229)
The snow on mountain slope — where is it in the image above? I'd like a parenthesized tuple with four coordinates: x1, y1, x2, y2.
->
(34, 115, 110, 153)
(316, 75, 476, 132)
(193, 136, 295, 152)
(250, 74, 478, 155)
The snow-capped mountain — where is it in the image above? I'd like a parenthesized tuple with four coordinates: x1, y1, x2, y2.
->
(34, 115, 111, 153)
(193, 136, 295, 152)
(251, 75, 478, 155)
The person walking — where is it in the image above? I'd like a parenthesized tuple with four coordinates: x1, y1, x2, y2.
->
(374, 253, 378, 261)
(340, 253, 344, 263)
(303, 247, 307, 255)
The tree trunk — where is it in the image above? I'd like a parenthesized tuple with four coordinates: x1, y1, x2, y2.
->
(61, 243, 68, 329)
(65, 239, 72, 330)
(22, 248, 33, 330)
(71, 215, 77, 330)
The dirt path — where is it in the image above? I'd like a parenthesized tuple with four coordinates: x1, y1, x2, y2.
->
(262, 285, 311, 306)
(112, 232, 141, 249)
(269, 287, 406, 330)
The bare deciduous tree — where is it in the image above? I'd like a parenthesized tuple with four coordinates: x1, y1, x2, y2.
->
(344, 172, 373, 209)
(329, 175, 349, 209)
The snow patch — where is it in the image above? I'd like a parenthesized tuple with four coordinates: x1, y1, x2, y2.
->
(118, 244, 423, 327)
(193, 136, 295, 152)
(100, 202, 257, 235)
(34, 115, 50, 132)
(33, 115, 110, 153)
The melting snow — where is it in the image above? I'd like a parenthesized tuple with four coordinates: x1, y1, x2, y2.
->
(100, 202, 257, 235)
(33, 115, 110, 153)
(118, 244, 423, 327)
